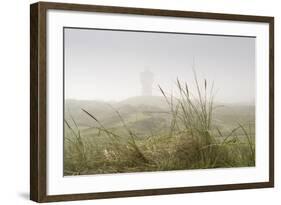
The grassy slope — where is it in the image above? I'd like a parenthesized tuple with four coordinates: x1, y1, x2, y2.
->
(64, 80, 255, 175)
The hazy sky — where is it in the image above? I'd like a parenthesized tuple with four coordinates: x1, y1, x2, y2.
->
(64, 28, 255, 103)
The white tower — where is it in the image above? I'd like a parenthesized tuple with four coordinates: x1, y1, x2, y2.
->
(140, 70, 154, 96)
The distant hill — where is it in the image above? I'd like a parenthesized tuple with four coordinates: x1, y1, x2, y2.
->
(118, 96, 167, 108)
(64, 96, 255, 137)
(64, 96, 169, 128)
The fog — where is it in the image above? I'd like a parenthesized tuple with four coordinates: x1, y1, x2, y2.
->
(64, 28, 255, 104)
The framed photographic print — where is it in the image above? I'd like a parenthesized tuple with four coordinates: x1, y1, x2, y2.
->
(30, 1, 274, 202)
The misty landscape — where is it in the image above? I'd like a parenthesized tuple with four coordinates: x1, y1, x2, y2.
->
(63, 28, 255, 176)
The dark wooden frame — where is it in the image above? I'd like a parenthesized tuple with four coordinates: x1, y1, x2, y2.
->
(30, 1, 274, 203)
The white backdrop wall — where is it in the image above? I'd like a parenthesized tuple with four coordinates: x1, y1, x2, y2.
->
(0, 0, 279, 204)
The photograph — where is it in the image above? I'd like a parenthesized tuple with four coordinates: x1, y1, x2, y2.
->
(63, 27, 256, 176)
(29, 2, 274, 202)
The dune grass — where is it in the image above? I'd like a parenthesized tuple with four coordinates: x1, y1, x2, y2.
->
(64, 76, 255, 175)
